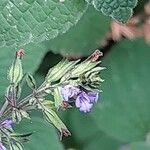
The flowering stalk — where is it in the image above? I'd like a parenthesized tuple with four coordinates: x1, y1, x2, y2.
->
(0, 49, 104, 150)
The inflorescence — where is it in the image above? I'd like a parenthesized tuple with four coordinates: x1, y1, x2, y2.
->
(0, 49, 104, 150)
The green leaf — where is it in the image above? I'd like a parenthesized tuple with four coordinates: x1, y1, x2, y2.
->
(46, 6, 110, 56)
(91, 39, 150, 142)
(14, 116, 64, 150)
(43, 105, 70, 137)
(83, 132, 122, 150)
(85, 0, 138, 22)
(62, 109, 122, 150)
(26, 73, 37, 90)
(65, 109, 100, 142)
(127, 141, 150, 150)
(0, 0, 87, 48)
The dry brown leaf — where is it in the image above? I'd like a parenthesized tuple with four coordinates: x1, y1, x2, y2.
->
(110, 20, 141, 41)
(144, 1, 150, 15)
(143, 18, 150, 43)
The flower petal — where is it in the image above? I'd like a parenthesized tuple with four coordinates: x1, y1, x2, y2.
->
(1, 119, 13, 128)
(75, 96, 81, 108)
(79, 101, 93, 113)
(61, 85, 80, 101)
(87, 91, 99, 103)
(75, 92, 93, 113)
(0, 143, 7, 150)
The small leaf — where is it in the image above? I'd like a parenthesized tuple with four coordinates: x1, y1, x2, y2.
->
(20, 110, 30, 120)
(26, 73, 36, 90)
(43, 105, 71, 137)
(12, 108, 22, 123)
(85, 0, 138, 22)
(10, 141, 23, 150)
(11, 133, 32, 143)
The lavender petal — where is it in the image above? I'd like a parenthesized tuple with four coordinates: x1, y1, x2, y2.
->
(0, 143, 7, 150)
(87, 91, 99, 103)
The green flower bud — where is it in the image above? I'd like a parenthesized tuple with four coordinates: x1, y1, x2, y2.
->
(71, 61, 100, 78)
(8, 52, 23, 84)
(80, 66, 105, 90)
(46, 59, 79, 84)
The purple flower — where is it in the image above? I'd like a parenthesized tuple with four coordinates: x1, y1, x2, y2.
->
(0, 143, 7, 150)
(61, 85, 99, 113)
(1, 119, 13, 129)
(76, 91, 98, 113)
(61, 85, 80, 101)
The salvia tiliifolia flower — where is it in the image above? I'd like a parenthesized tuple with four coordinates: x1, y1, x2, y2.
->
(0, 143, 7, 150)
(1, 119, 13, 129)
(0, 120, 13, 150)
(61, 85, 99, 113)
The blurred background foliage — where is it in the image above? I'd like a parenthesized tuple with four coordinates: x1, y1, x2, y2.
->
(0, 0, 150, 150)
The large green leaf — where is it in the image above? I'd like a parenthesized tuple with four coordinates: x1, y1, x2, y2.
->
(46, 6, 110, 56)
(83, 132, 122, 150)
(14, 116, 64, 150)
(64, 109, 99, 143)
(61, 109, 122, 150)
(0, 0, 87, 48)
(91, 39, 150, 142)
(127, 141, 150, 150)
(85, 0, 138, 22)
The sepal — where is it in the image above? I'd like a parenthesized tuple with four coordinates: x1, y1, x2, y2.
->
(26, 74, 36, 90)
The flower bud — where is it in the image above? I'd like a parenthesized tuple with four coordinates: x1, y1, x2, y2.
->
(80, 67, 105, 89)
(8, 51, 23, 84)
(70, 50, 103, 78)
(46, 59, 79, 84)
(71, 60, 100, 78)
